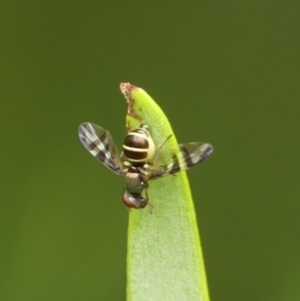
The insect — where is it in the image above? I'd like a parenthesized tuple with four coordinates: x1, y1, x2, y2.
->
(78, 122, 213, 209)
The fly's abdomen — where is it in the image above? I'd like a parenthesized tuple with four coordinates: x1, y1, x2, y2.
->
(123, 125, 155, 164)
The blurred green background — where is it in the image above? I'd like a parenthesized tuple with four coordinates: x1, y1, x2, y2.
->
(1, 1, 299, 301)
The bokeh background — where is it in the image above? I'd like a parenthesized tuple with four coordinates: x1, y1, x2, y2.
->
(1, 1, 299, 301)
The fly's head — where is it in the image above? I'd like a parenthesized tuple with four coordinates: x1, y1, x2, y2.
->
(122, 191, 148, 209)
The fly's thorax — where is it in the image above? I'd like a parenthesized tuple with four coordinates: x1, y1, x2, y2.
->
(122, 124, 155, 165)
(124, 169, 149, 194)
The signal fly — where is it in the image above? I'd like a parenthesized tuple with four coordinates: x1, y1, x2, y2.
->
(78, 122, 213, 209)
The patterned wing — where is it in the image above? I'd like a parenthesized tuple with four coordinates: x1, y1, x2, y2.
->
(78, 122, 123, 175)
(150, 142, 213, 179)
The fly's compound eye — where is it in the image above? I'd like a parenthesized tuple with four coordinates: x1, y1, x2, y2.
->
(122, 191, 148, 209)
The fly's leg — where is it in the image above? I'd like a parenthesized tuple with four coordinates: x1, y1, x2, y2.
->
(151, 134, 173, 165)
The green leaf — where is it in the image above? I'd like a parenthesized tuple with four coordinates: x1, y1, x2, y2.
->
(121, 83, 211, 301)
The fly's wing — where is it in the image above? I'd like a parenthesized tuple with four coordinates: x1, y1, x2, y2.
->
(149, 142, 213, 179)
(78, 122, 123, 175)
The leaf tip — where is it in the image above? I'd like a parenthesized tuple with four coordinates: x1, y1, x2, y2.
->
(120, 82, 142, 126)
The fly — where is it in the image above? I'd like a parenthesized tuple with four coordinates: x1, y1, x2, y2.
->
(78, 122, 213, 209)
